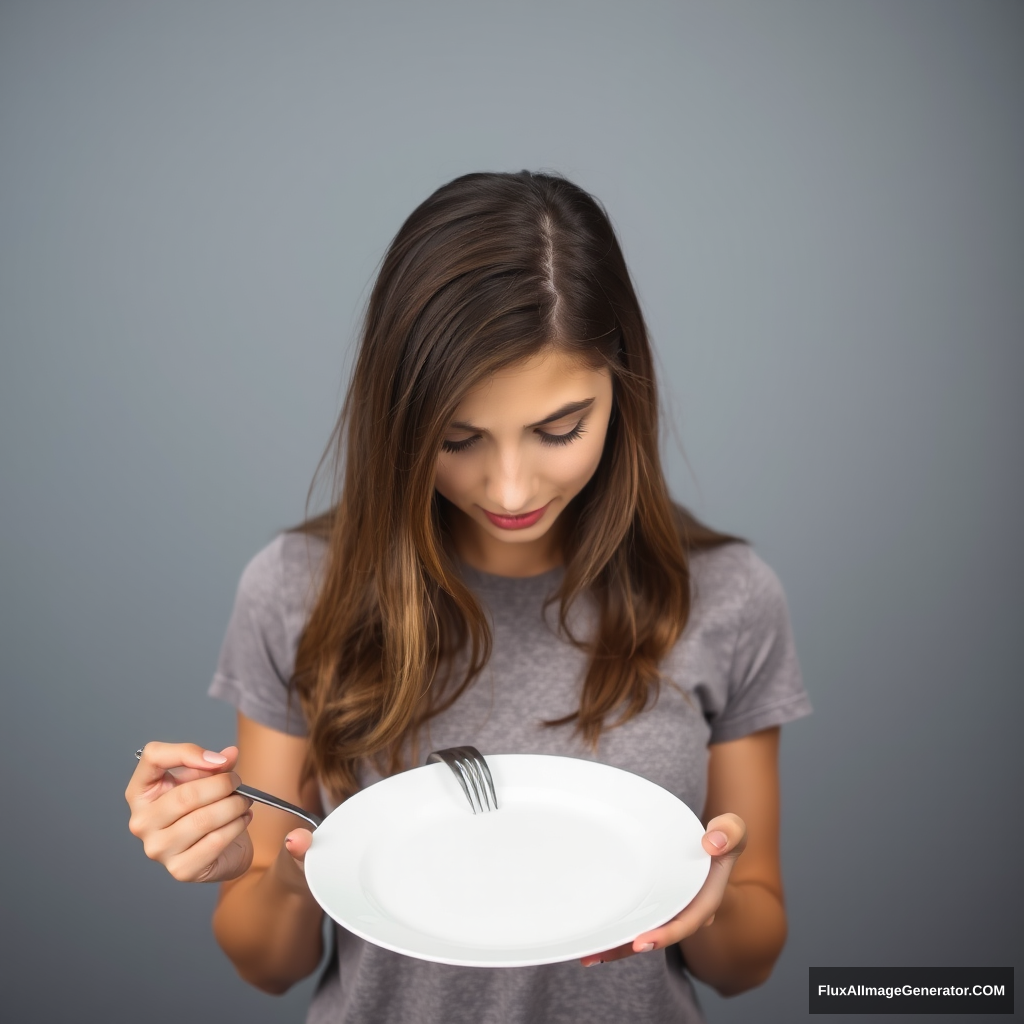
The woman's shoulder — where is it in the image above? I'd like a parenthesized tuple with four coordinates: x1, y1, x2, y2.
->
(236, 530, 329, 620)
(687, 541, 790, 625)
(684, 541, 809, 738)
(211, 531, 327, 735)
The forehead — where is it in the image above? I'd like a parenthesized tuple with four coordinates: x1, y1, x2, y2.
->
(454, 350, 611, 414)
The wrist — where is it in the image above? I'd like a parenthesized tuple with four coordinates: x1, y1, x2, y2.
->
(678, 880, 786, 996)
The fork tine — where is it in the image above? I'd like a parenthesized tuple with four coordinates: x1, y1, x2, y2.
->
(427, 749, 479, 813)
(480, 758, 498, 811)
(451, 754, 485, 814)
(454, 750, 487, 813)
(426, 746, 499, 813)
(456, 746, 498, 812)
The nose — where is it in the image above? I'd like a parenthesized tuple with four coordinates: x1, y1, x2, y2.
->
(483, 443, 538, 514)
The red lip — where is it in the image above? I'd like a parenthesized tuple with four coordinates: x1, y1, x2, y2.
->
(481, 502, 550, 530)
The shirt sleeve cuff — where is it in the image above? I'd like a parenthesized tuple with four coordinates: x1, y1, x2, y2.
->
(709, 692, 813, 744)
(208, 672, 309, 737)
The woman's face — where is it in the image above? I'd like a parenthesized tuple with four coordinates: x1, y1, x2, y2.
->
(434, 348, 614, 577)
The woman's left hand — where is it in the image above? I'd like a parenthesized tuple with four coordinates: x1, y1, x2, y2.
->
(579, 812, 747, 966)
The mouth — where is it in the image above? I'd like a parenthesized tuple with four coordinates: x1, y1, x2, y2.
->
(481, 502, 551, 530)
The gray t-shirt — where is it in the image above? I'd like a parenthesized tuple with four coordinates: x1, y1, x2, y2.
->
(210, 532, 811, 1024)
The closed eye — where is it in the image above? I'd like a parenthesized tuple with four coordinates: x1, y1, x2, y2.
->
(440, 419, 588, 454)
(538, 420, 587, 447)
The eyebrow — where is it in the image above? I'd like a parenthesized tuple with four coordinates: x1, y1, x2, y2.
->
(449, 397, 595, 433)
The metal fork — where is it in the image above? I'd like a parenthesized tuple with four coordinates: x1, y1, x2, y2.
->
(427, 746, 499, 814)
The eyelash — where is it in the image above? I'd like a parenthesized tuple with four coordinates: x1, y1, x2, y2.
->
(440, 420, 588, 455)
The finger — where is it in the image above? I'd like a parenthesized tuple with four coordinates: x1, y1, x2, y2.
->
(143, 792, 254, 861)
(272, 829, 314, 896)
(127, 743, 237, 800)
(284, 828, 313, 866)
(165, 757, 239, 785)
(163, 807, 254, 883)
(581, 941, 633, 967)
(133, 771, 244, 834)
(631, 861, 734, 951)
(701, 812, 747, 858)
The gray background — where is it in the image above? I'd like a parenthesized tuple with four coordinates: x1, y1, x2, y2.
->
(1, 1, 1021, 1021)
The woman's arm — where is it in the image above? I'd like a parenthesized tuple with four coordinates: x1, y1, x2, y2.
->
(678, 726, 787, 995)
(211, 713, 326, 995)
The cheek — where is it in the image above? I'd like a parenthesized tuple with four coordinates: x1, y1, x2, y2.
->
(584, 420, 611, 467)
(553, 434, 607, 491)
(434, 459, 470, 503)
(434, 460, 452, 497)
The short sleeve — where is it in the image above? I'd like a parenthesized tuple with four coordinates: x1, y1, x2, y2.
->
(208, 535, 310, 737)
(709, 547, 812, 744)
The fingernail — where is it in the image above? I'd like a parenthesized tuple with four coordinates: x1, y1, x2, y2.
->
(584, 959, 603, 967)
(637, 942, 655, 952)
(203, 750, 227, 764)
(706, 830, 728, 850)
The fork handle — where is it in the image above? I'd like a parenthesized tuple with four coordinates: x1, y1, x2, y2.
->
(237, 784, 323, 829)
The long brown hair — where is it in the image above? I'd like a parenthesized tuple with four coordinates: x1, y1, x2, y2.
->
(291, 171, 737, 801)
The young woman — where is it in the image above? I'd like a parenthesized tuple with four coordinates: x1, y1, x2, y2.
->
(126, 170, 810, 1023)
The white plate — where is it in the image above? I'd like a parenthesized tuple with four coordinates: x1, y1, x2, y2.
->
(304, 754, 711, 968)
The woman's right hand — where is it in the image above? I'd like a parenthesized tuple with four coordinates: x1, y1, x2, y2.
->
(126, 742, 255, 883)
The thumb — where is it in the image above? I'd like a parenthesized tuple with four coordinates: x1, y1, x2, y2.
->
(701, 812, 747, 860)
(284, 828, 314, 869)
